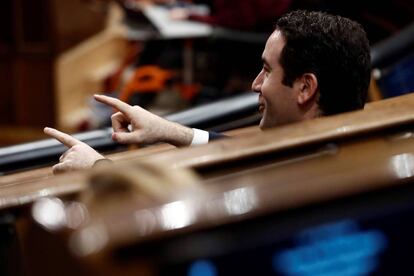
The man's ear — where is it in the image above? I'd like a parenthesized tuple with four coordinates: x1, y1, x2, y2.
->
(296, 73, 318, 105)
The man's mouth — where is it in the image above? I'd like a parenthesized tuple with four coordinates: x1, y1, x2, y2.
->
(259, 104, 265, 113)
(258, 95, 265, 113)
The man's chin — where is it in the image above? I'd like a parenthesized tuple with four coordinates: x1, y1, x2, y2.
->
(260, 116, 281, 130)
(259, 117, 267, 130)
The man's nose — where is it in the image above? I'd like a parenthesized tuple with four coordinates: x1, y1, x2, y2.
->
(252, 71, 263, 93)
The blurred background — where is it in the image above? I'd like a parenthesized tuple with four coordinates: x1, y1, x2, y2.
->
(0, 0, 413, 146)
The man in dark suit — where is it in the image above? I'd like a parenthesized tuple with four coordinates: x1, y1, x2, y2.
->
(45, 10, 371, 174)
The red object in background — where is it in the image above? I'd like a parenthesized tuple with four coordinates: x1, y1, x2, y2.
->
(177, 83, 201, 101)
(188, 0, 292, 31)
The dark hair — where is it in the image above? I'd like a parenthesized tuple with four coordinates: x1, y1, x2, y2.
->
(275, 10, 371, 115)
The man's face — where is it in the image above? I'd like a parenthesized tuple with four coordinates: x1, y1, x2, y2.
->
(252, 30, 301, 129)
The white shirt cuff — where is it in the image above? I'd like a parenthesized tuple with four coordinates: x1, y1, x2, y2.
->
(191, 128, 209, 146)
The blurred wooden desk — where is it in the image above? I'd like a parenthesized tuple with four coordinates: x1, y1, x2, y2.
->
(1, 93, 414, 212)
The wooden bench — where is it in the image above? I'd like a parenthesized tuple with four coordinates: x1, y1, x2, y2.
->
(1, 93, 414, 211)
(22, 118, 414, 275)
(0, 93, 413, 275)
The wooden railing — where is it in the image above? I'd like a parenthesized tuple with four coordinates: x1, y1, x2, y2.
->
(22, 112, 414, 275)
(0, 93, 414, 275)
(1, 93, 414, 212)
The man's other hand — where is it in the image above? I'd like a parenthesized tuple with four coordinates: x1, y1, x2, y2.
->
(94, 94, 193, 147)
(44, 127, 105, 174)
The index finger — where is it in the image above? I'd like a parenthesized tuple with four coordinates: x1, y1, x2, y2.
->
(44, 127, 81, 148)
(94, 94, 132, 114)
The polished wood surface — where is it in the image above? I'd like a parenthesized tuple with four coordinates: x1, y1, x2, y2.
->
(0, 125, 259, 200)
(24, 125, 414, 276)
(0, 93, 413, 211)
(149, 92, 414, 169)
(69, 129, 414, 251)
(1, 94, 412, 276)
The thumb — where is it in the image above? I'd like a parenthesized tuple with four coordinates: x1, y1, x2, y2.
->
(112, 132, 140, 144)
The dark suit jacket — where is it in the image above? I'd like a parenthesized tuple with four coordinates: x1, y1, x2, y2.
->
(209, 131, 227, 141)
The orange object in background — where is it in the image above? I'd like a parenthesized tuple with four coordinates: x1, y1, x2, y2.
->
(119, 65, 201, 103)
(119, 65, 176, 103)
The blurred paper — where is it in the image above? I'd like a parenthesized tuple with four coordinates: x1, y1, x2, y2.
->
(142, 5, 212, 39)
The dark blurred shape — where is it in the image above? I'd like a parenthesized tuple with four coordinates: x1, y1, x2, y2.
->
(187, 0, 292, 32)
(371, 22, 414, 68)
(293, 0, 414, 43)
(377, 55, 414, 98)
(371, 22, 414, 98)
